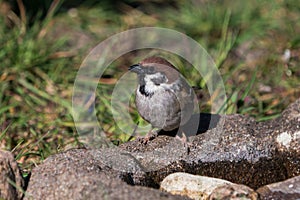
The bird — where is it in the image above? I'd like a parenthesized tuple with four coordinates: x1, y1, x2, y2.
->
(129, 56, 195, 143)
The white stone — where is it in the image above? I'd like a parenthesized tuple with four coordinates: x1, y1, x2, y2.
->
(160, 172, 254, 200)
(276, 131, 292, 148)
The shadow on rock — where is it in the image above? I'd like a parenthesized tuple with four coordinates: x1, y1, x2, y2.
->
(158, 113, 221, 137)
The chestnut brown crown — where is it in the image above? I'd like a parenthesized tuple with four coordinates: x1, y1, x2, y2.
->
(129, 56, 180, 84)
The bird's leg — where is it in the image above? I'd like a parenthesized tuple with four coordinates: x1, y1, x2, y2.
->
(175, 132, 191, 154)
(139, 128, 158, 144)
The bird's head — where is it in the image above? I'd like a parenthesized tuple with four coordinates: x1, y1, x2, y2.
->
(129, 56, 180, 87)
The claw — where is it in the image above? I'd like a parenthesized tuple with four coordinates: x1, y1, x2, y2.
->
(139, 130, 158, 144)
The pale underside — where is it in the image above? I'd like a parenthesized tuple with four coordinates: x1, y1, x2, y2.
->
(135, 73, 194, 131)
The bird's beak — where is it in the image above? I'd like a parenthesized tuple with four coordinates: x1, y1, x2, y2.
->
(129, 64, 144, 74)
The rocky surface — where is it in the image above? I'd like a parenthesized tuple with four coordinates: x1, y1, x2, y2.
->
(0, 150, 25, 200)
(2, 98, 300, 199)
(24, 148, 188, 200)
(256, 175, 300, 200)
(209, 184, 258, 200)
(119, 98, 300, 189)
(160, 172, 257, 200)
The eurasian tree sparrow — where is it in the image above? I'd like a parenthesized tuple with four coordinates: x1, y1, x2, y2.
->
(129, 56, 195, 143)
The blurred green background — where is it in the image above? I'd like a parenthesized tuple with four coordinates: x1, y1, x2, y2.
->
(0, 0, 299, 173)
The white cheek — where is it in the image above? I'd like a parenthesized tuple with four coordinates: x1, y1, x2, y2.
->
(143, 77, 182, 95)
(143, 73, 169, 93)
(144, 81, 160, 93)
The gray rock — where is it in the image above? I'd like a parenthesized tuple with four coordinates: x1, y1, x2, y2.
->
(119, 98, 300, 189)
(0, 150, 25, 200)
(256, 175, 300, 200)
(24, 148, 188, 200)
(25, 98, 300, 199)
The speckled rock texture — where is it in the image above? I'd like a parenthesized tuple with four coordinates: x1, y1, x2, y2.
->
(24, 148, 189, 200)
(23, 98, 300, 199)
(209, 184, 258, 200)
(119, 98, 300, 189)
(0, 150, 25, 200)
(256, 175, 300, 200)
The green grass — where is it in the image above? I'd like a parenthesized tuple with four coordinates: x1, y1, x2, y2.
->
(0, 0, 299, 173)
(0, 0, 78, 171)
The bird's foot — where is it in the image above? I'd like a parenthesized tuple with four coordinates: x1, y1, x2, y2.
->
(138, 130, 158, 144)
(175, 132, 191, 154)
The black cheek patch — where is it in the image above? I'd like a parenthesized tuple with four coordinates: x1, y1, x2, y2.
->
(139, 85, 154, 97)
